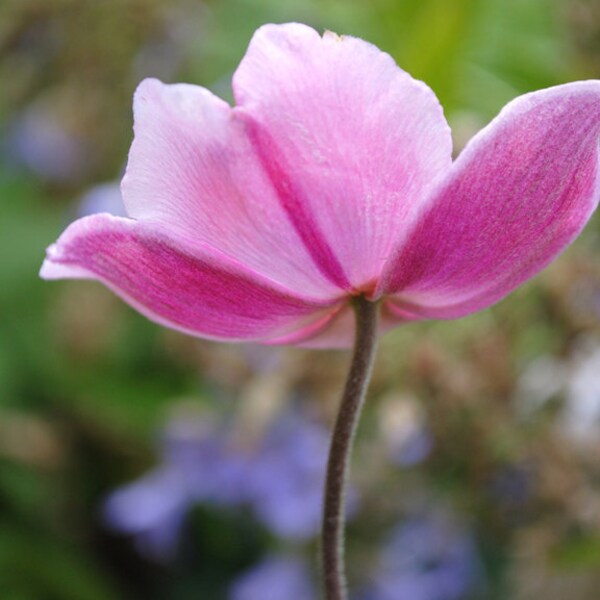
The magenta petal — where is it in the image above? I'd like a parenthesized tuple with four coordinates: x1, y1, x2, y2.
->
(40, 214, 341, 342)
(380, 81, 600, 318)
(121, 78, 340, 299)
(233, 23, 452, 291)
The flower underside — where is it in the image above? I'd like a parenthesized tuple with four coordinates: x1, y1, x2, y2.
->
(41, 23, 600, 349)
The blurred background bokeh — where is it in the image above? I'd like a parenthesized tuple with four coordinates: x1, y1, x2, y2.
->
(2, 0, 600, 598)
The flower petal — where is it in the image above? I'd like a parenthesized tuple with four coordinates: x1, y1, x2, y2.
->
(380, 81, 600, 318)
(122, 78, 341, 299)
(40, 214, 341, 342)
(233, 23, 452, 291)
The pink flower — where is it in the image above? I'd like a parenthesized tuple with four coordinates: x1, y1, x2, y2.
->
(40, 23, 600, 348)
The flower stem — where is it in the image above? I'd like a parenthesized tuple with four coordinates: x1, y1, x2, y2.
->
(321, 295, 380, 600)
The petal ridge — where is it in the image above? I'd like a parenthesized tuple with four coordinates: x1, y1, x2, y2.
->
(233, 22, 453, 290)
(238, 113, 351, 290)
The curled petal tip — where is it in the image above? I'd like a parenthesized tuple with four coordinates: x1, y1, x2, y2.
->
(133, 76, 164, 96)
(39, 244, 59, 279)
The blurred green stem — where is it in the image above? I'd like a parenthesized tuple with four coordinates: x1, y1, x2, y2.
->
(322, 295, 379, 600)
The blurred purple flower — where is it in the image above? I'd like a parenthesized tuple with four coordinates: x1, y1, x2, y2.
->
(78, 182, 127, 217)
(103, 409, 337, 558)
(8, 102, 89, 183)
(103, 468, 190, 561)
(244, 415, 330, 540)
(160, 416, 251, 506)
(229, 556, 316, 600)
(391, 429, 433, 467)
(364, 515, 482, 600)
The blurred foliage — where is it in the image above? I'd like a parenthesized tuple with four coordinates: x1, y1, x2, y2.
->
(1, 0, 600, 598)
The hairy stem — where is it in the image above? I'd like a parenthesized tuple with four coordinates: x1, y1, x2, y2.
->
(321, 295, 380, 600)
